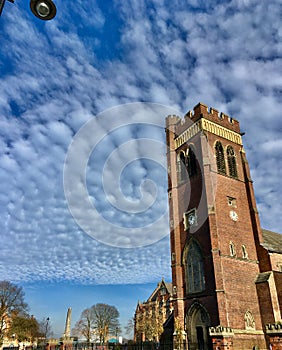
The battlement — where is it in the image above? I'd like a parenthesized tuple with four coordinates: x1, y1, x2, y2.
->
(166, 114, 181, 127)
(166, 102, 241, 136)
(266, 322, 282, 334)
(209, 325, 234, 336)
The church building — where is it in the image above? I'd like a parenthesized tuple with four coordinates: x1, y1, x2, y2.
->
(165, 103, 282, 350)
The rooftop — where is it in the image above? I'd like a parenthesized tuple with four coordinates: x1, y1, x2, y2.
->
(262, 229, 282, 253)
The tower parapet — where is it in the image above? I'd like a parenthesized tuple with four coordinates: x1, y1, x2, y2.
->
(166, 103, 242, 150)
(190, 102, 240, 134)
(166, 103, 241, 140)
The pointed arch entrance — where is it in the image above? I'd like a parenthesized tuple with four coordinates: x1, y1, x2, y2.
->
(186, 302, 211, 350)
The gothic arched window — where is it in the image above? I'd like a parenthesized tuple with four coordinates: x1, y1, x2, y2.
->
(227, 146, 238, 178)
(177, 151, 187, 183)
(230, 241, 236, 257)
(215, 141, 226, 174)
(186, 147, 197, 177)
(185, 241, 205, 294)
(242, 245, 248, 259)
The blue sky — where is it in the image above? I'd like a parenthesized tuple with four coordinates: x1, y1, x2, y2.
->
(0, 0, 281, 339)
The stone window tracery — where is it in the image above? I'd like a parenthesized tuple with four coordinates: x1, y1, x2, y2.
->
(186, 147, 197, 177)
(177, 151, 187, 183)
(215, 141, 226, 174)
(185, 240, 205, 294)
(177, 147, 197, 183)
(227, 145, 238, 178)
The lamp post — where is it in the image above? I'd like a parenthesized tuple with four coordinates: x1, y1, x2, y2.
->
(115, 327, 118, 344)
(0, 0, 56, 20)
(45, 317, 50, 342)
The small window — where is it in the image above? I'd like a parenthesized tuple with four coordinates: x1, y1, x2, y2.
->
(227, 146, 238, 178)
(242, 245, 248, 259)
(227, 196, 236, 207)
(215, 141, 226, 174)
(230, 241, 236, 257)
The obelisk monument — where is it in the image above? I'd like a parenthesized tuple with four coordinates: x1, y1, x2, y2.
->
(63, 307, 72, 339)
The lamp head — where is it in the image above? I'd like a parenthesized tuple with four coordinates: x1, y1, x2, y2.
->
(30, 0, 56, 20)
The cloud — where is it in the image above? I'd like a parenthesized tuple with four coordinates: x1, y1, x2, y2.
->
(0, 0, 281, 284)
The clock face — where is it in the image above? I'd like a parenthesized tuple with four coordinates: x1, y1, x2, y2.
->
(229, 210, 238, 221)
(184, 210, 197, 230)
(188, 213, 196, 225)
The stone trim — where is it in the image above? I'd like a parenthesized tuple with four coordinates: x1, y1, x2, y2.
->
(220, 253, 259, 264)
(233, 329, 265, 335)
(209, 325, 234, 337)
(266, 322, 282, 334)
(175, 118, 243, 149)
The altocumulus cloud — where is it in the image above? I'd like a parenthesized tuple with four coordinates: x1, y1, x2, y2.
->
(0, 0, 281, 284)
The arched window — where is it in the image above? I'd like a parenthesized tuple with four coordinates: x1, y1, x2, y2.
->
(242, 245, 248, 259)
(230, 241, 236, 257)
(245, 311, 255, 330)
(177, 151, 187, 183)
(227, 146, 238, 178)
(185, 241, 205, 294)
(186, 147, 197, 177)
(215, 141, 226, 174)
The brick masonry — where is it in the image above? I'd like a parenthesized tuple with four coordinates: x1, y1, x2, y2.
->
(166, 103, 282, 350)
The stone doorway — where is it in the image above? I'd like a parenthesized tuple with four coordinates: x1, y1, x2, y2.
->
(186, 303, 212, 350)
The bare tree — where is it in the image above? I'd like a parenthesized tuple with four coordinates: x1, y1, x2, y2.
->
(92, 304, 120, 343)
(0, 281, 28, 346)
(72, 308, 96, 343)
(124, 317, 134, 339)
(73, 303, 120, 344)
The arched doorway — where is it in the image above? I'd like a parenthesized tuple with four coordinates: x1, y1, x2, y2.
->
(186, 302, 211, 350)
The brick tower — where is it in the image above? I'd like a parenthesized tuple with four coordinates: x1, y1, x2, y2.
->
(166, 103, 268, 350)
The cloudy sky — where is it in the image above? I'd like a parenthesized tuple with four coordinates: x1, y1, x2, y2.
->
(0, 0, 281, 338)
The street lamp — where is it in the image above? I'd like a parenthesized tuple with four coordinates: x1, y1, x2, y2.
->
(45, 317, 50, 341)
(0, 0, 56, 20)
(115, 327, 118, 344)
(30, 0, 56, 20)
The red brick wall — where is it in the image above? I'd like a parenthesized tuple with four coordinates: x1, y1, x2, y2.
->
(274, 272, 282, 316)
(166, 104, 270, 349)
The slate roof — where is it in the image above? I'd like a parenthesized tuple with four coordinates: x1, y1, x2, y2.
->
(147, 279, 173, 302)
(255, 271, 271, 284)
(262, 229, 282, 253)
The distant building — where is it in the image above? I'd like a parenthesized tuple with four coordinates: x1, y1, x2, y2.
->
(134, 279, 173, 342)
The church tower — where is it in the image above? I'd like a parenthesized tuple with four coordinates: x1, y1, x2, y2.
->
(166, 103, 267, 350)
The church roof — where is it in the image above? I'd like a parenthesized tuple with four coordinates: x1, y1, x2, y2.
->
(262, 229, 282, 253)
(147, 279, 173, 302)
